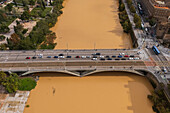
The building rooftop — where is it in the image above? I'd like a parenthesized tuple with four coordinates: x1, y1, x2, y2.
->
(154, 5, 169, 9)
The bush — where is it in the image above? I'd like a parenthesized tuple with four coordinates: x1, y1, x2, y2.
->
(0, 35, 6, 41)
(19, 78, 36, 91)
(26, 105, 30, 107)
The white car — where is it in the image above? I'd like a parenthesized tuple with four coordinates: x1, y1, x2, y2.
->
(81, 56, 86, 59)
(119, 53, 125, 55)
(99, 56, 104, 58)
(128, 57, 133, 60)
(134, 57, 140, 60)
(92, 58, 97, 60)
(59, 56, 65, 59)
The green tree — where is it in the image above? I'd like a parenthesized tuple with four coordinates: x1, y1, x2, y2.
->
(149, 17, 156, 27)
(0, 24, 10, 33)
(20, 10, 30, 20)
(0, 71, 7, 84)
(130, 6, 136, 13)
(135, 21, 141, 28)
(2, 73, 20, 93)
(13, 0, 17, 7)
(5, 3, 13, 13)
(119, 4, 125, 12)
(134, 14, 141, 23)
(22, 0, 29, 7)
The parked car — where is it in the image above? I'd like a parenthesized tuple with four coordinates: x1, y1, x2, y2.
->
(107, 58, 112, 60)
(75, 56, 80, 58)
(32, 56, 36, 59)
(93, 55, 97, 58)
(66, 56, 72, 58)
(59, 54, 64, 56)
(47, 56, 52, 58)
(105, 55, 110, 58)
(95, 53, 101, 55)
(112, 55, 116, 58)
(26, 57, 30, 59)
(92, 58, 97, 60)
(100, 58, 105, 61)
(54, 56, 58, 58)
(124, 55, 129, 57)
(86, 56, 91, 58)
(81, 56, 86, 59)
(121, 58, 126, 60)
(128, 57, 133, 60)
(134, 57, 140, 60)
(59, 56, 65, 58)
(118, 55, 122, 58)
(99, 56, 104, 58)
(130, 55, 135, 57)
(115, 58, 120, 60)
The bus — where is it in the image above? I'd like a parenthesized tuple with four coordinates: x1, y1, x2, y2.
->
(152, 46, 160, 55)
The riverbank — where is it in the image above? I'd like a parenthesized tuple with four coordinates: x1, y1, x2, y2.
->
(24, 72, 154, 113)
(51, 0, 132, 49)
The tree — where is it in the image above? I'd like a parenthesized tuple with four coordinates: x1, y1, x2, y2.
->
(22, 0, 29, 7)
(0, 71, 7, 84)
(119, 3, 125, 12)
(122, 21, 131, 33)
(5, 3, 13, 13)
(130, 6, 136, 13)
(0, 24, 10, 33)
(20, 10, 30, 20)
(135, 21, 142, 28)
(149, 17, 156, 27)
(2, 73, 20, 93)
(134, 14, 141, 23)
(13, 0, 17, 7)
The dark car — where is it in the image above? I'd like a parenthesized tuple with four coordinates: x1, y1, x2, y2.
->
(112, 55, 116, 58)
(95, 53, 101, 55)
(115, 58, 120, 60)
(32, 56, 37, 59)
(93, 55, 97, 58)
(121, 58, 126, 60)
(47, 56, 52, 58)
(105, 55, 110, 58)
(54, 56, 58, 58)
(26, 57, 31, 59)
(66, 56, 72, 58)
(59, 54, 64, 56)
(100, 58, 105, 61)
(107, 58, 112, 60)
(118, 55, 122, 58)
(75, 56, 80, 58)
(130, 55, 135, 57)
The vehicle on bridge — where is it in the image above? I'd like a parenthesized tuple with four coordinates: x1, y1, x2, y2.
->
(152, 46, 160, 55)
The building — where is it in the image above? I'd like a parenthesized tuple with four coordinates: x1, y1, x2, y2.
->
(140, 0, 170, 47)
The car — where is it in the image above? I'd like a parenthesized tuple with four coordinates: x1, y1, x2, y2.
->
(162, 67, 167, 74)
(26, 57, 30, 59)
(100, 58, 105, 61)
(128, 57, 133, 60)
(130, 55, 135, 57)
(46, 56, 51, 58)
(92, 58, 97, 60)
(134, 57, 140, 60)
(99, 56, 104, 58)
(112, 55, 116, 58)
(59, 54, 64, 56)
(86, 56, 91, 58)
(115, 58, 120, 60)
(107, 58, 112, 60)
(95, 53, 101, 55)
(75, 56, 80, 58)
(124, 55, 129, 57)
(54, 56, 58, 58)
(93, 55, 97, 58)
(32, 56, 36, 59)
(105, 55, 110, 58)
(81, 56, 86, 59)
(118, 55, 122, 58)
(121, 58, 126, 60)
(119, 53, 125, 55)
(38, 55, 43, 58)
(59, 56, 65, 58)
(66, 56, 72, 58)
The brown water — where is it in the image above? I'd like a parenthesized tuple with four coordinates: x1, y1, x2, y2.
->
(24, 72, 154, 113)
(51, 0, 132, 49)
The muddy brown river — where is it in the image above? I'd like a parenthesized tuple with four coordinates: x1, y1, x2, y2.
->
(24, 72, 154, 113)
(51, 0, 132, 49)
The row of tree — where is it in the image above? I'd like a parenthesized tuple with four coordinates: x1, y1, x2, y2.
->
(126, 0, 142, 29)
(118, 0, 132, 33)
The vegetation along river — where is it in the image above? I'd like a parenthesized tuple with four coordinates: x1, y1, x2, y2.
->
(51, 0, 132, 49)
(24, 72, 154, 113)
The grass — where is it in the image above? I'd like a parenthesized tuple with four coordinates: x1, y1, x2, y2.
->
(19, 78, 37, 91)
(31, 7, 52, 18)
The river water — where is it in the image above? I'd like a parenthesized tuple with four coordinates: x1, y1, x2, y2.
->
(51, 0, 132, 49)
(24, 72, 154, 113)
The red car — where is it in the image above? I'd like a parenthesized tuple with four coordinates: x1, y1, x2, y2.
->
(124, 55, 129, 57)
(75, 56, 80, 58)
(26, 57, 31, 59)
